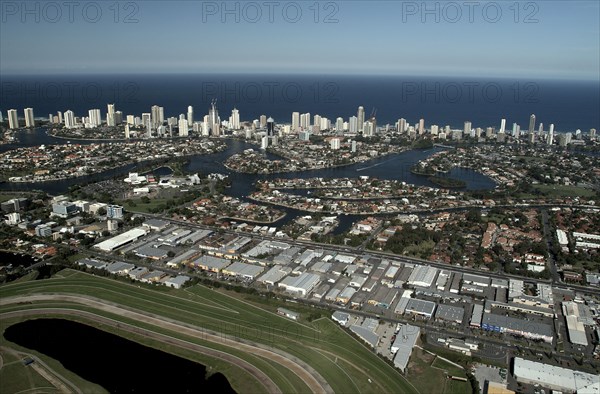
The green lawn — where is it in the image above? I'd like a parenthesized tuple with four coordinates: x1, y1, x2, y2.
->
(0, 358, 56, 394)
(0, 345, 105, 394)
(532, 184, 597, 198)
(121, 198, 171, 213)
(0, 270, 419, 394)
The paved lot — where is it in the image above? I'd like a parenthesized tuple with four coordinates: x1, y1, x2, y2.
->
(375, 323, 396, 360)
(473, 363, 507, 393)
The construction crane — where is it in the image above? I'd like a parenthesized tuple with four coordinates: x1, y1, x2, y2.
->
(370, 107, 377, 120)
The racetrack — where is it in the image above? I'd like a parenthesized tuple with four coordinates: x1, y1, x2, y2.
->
(0, 294, 331, 394)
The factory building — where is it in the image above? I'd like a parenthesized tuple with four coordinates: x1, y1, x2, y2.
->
(278, 272, 321, 297)
(481, 313, 553, 343)
(405, 298, 436, 319)
(513, 357, 599, 393)
(391, 324, 420, 372)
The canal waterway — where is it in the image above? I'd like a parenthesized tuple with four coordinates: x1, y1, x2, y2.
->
(1, 128, 496, 232)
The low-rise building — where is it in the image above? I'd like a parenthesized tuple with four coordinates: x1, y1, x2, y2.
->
(481, 313, 553, 343)
(470, 303, 484, 327)
(222, 261, 264, 280)
(435, 304, 465, 324)
(165, 275, 191, 289)
(193, 255, 231, 273)
(331, 311, 349, 326)
(94, 227, 148, 252)
(277, 307, 300, 320)
(278, 272, 320, 297)
(257, 265, 292, 286)
(391, 324, 420, 372)
(513, 357, 600, 393)
(405, 298, 436, 319)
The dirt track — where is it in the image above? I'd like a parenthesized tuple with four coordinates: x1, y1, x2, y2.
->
(1, 294, 331, 394)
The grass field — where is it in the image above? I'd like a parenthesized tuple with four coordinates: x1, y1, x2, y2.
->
(406, 347, 471, 394)
(121, 198, 171, 213)
(0, 348, 56, 393)
(532, 184, 597, 198)
(0, 269, 420, 394)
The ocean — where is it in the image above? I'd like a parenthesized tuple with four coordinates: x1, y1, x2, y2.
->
(1, 74, 598, 133)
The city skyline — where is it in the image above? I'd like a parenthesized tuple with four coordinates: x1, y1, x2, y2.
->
(1, 1, 598, 80)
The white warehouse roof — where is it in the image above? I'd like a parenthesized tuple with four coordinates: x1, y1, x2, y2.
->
(514, 357, 600, 393)
(279, 272, 321, 296)
(408, 265, 438, 288)
(94, 228, 148, 252)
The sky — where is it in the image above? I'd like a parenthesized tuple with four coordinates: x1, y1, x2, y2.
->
(1, 0, 599, 80)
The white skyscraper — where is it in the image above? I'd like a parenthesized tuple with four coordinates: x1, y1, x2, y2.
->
(397, 118, 406, 134)
(349, 116, 358, 133)
(187, 106, 194, 126)
(528, 114, 536, 134)
(335, 117, 344, 132)
(64, 110, 76, 128)
(500, 118, 506, 134)
(231, 108, 240, 130)
(548, 124, 554, 145)
(24, 108, 34, 127)
(88, 109, 101, 127)
(313, 114, 321, 129)
(8, 109, 19, 129)
(208, 99, 220, 136)
(463, 121, 471, 135)
(107, 103, 116, 127)
(124, 124, 130, 139)
(178, 118, 189, 137)
(430, 125, 439, 135)
(330, 138, 341, 150)
(151, 105, 161, 130)
(142, 113, 152, 136)
(418, 118, 425, 134)
(291, 112, 300, 131)
(357, 106, 365, 132)
(300, 113, 311, 130)
(363, 120, 374, 137)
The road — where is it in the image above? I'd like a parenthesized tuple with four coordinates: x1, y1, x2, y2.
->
(540, 209, 562, 283)
(0, 294, 332, 394)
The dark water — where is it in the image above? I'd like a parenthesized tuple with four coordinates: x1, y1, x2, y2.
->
(4, 319, 236, 393)
(1, 74, 598, 132)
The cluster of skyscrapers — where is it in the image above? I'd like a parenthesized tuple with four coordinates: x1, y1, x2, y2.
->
(291, 106, 378, 136)
(12, 101, 244, 139)
(3, 104, 596, 148)
(287, 106, 596, 147)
